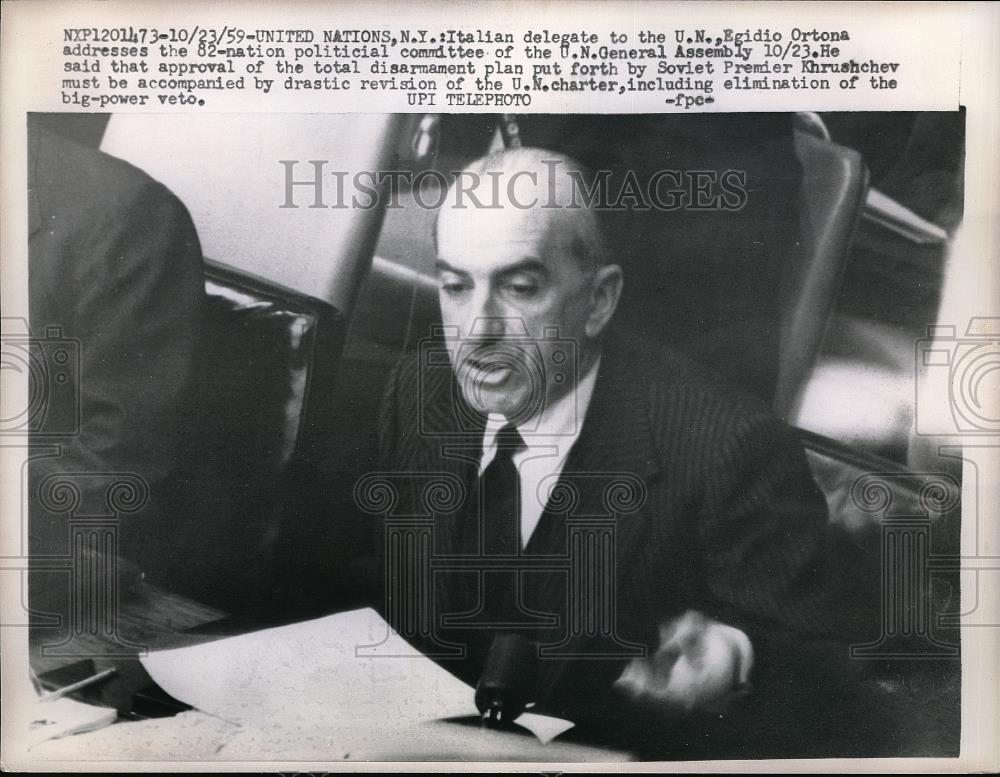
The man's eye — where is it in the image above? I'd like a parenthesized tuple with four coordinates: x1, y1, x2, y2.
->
(504, 282, 538, 298)
(441, 281, 468, 296)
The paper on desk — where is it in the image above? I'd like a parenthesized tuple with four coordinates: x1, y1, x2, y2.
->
(27, 696, 117, 749)
(140, 607, 573, 746)
(29, 710, 237, 760)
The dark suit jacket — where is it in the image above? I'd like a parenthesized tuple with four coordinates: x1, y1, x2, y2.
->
(27, 124, 205, 597)
(371, 328, 878, 720)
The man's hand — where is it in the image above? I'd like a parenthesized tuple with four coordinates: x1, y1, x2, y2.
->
(614, 610, 754, 715)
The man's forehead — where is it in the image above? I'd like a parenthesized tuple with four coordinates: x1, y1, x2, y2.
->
(436, 202, 578, 271)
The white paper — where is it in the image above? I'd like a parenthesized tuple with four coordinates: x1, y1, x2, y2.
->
(28, 710, 238, 760)
(27, 696, 117, 749)
(141, 608, 476, 730)
(140, 607, 574, 749)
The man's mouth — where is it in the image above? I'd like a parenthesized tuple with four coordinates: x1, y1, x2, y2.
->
(464, 356, 515, 388)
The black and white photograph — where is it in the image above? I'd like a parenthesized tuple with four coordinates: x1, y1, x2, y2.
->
(1, 1, 997, 771)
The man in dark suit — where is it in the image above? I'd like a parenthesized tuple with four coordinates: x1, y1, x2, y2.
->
(26, 120, 205, 623)
(369, 147, 877, 744)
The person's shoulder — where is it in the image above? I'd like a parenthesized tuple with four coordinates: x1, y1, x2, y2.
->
(383, 345, 442, 412)
(389, 346, 422, 391)
(606, 328, 785, 449)
(611, 329, 768, 408)
(30, 124, 185, 216)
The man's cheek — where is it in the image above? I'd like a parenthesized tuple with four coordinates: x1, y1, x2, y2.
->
(438, 300, 460, 330)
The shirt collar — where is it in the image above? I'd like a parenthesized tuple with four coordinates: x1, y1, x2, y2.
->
(482, 352, 602, 455)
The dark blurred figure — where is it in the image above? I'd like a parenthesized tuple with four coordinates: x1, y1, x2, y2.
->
(27, 118, 205, 633)
(516, 114, 802, 403)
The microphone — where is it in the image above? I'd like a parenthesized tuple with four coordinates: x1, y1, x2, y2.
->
(474, 633, 537, 727)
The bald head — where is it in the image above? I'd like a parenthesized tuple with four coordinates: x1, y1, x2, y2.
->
(435, 147, 608, 271)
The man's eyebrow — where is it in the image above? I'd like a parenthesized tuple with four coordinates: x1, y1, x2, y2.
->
(432, 258, 549, 277)
(497, 258, 548, 277)
(433, 259, 470, 276)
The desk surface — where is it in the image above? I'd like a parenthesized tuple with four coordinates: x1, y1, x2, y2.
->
(27, 575, 961, 762)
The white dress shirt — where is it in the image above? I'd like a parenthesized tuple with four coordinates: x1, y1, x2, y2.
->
(478, 354, 602, 548)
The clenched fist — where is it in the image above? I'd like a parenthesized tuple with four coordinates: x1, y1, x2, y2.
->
(614, 610, 754, 715)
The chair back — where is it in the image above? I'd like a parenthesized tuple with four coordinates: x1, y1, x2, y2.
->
(774, 130, 869, 418)
(161, 259, 345, 609)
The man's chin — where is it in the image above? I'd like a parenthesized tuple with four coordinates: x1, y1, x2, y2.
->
(460, 383, 536, 422)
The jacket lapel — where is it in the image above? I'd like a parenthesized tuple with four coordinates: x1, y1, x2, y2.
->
(523, 332, 662, 659)
(417, 332, 663, 675)
(413, 347, 485, 560)
(529, 329, 661, 552)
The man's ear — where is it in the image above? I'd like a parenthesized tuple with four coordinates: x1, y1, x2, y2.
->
(585, 263, 624, 339)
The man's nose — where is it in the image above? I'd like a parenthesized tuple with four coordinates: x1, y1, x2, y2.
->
(466, 292, 522, 340)
(469, 314, 506, 340)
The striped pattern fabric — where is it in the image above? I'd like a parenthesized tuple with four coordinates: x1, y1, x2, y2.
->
(374, 328, 878, 713)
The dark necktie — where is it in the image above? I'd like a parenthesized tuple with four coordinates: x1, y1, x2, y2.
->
(476, 424, 526, 625)
(481, 424, 525, 557)
(447, 423, 550, 642)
